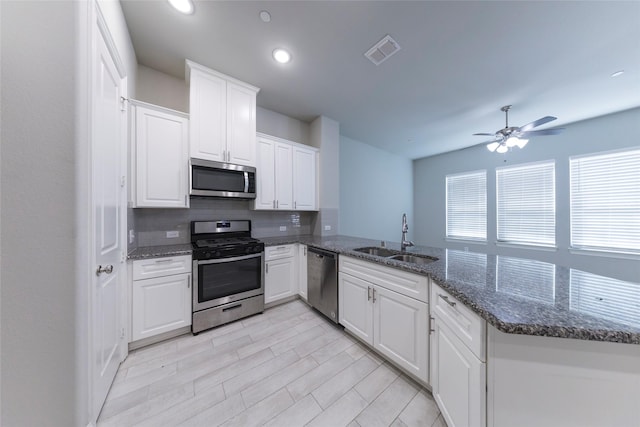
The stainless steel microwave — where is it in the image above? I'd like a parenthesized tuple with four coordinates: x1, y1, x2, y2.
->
(190, 158, 256, 199)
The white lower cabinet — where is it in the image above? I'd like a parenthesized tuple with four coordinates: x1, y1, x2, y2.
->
(264, 245, 297, 304)
(338, 256, 429, 383)
(131, 255, 192, 342)
(430, 282, 486, 427)
(298, 244, 308, 300)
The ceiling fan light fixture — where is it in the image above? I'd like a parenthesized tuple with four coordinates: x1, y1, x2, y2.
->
(487, 142, 501, 152)
(516, 138, 529, 149)
(496, 144, 509, 154)
(505, 136, 520, 148)
(167, 0, 194, 14)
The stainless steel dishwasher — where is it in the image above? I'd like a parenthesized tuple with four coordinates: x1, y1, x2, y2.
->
(307, 247, 338, 323)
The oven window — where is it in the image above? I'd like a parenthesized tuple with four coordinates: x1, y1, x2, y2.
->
(198, 256, 262, 302)
(192, 166, 246, 192)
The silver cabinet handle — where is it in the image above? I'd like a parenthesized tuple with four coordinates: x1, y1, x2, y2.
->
(429, 316, 435, 334)
(303, 247, 307, 256)
(96, 265, 113, 276)
(187, 274, 191, 288)
(276, 200, 279, 209)
(266, 263, 269, 274)
(367, 286, 372, 301)
(372, 288, 377, 303)
(154, 258, 173, 263)
(294, 201, 297, 209)
(439, 294, 456, 307)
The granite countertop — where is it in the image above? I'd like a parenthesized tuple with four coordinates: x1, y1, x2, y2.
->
(127, 243, 194, 260)
(267, 235, 640, 345)
(129, 235, 640, 344)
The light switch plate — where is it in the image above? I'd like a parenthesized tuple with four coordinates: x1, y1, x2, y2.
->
(324, 225, 331, 231)
(279, 226, 287, 231)
(166, 230, 179, 238)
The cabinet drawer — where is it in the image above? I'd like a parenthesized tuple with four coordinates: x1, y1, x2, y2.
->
(339, 255, 428, 302)
(133, 255, 192, 280)
(265, 244, 295, 261)
(431, 282, 486, 361)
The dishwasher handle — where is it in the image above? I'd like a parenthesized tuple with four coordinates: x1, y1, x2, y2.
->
(307, 247, 337, 260)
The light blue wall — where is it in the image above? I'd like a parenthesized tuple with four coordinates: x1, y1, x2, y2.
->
(413, 107, 640, 282)
(340, 136, 413, 244)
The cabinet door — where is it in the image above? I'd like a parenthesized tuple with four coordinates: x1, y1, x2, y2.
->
(274, 142, 293, 210)
(338, 273, 374, 345)
(135, 105, 189, 208)
(293, 146, 317, 211)
(190, 70, 226, 162)
(254, 137, 276, 210)
(432, 315, 486, 427)
(265, 257, 296, 304)
(298, 245, 308, 300)
(132, 273, 192, 341)
(226, 82, 256, 166)
(373, 286, 428, 382)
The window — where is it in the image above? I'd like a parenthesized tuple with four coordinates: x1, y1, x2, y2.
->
(496, 256, 555, 304)
(446, 170, 486, 241)
(496, 161, 555, 247)
(570, 148, 640, 255)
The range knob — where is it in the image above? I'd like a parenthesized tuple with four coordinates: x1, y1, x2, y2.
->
(215, 251, 221, 258)
(245, 247, 252, 254)
(205, 252, 211, 259)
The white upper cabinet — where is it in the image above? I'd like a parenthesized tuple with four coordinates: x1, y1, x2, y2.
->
(293, 146, 318, 210)
(253, 133, 318, 211)
(130, 100, 189, 208)
(187, 60, 259, 166)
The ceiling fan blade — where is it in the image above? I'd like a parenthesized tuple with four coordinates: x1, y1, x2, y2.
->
(520, 128, 565, 137)
(519, 116, 557, 132)
(472, 133, 496, 136)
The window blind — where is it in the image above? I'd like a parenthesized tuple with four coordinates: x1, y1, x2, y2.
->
(496, 257, 556, 304)
(446, 171, 486, 241)
(570, 148, 640, 255)
(496, 161, 555, 246)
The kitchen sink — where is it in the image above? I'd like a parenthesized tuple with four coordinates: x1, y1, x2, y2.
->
(388, 254, 438, 265)
(353, 246, 398, 257)
(353, 247, 439, 265)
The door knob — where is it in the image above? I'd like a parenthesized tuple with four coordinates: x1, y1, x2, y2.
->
(96, 265, 114, 276)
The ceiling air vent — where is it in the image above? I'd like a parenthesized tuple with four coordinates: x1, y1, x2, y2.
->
(364, 34, 401, 66)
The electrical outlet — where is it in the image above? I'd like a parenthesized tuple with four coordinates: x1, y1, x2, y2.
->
(324, 225, 331, 231)
(128, 229, 135, 244)
(166, 230, 179, 238)
(279, 226, 287, 232)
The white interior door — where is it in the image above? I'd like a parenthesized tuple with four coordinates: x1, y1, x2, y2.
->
(92, 15, 126, 418)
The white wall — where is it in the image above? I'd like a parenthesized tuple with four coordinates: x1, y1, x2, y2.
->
(340, 136, 413, 243)
(311, 116, 341, 235)
(136, 64, 188, 112)
(413, 107, 640, 282)
(1, 1, 137, 425)
(1, 2, 78, 425)
(257, 106, 311, 145)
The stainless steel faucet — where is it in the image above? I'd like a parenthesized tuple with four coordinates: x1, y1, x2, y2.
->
(401, 213, 414, 252)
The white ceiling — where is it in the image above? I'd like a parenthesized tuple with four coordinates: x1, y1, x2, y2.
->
(120, 0, 640, 159)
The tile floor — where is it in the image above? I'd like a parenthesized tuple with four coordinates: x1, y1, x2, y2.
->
(98, 299, 444, 427)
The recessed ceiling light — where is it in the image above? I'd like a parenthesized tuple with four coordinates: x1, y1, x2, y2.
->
(273, 48, 291, 64)
(259, 10, 271, 23)
(168, 0, 194, 15)
(610, 70, 625, 78)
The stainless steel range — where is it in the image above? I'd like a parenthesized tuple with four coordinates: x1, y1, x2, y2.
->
(191, 220, 265, 334)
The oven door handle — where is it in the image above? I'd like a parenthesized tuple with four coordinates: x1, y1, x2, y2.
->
(195, 252, 263, 265)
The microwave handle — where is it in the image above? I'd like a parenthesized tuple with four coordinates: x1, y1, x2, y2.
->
(244, 172, 249, 193)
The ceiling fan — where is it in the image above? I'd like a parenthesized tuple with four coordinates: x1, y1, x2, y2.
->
(474, 105, 564, 153)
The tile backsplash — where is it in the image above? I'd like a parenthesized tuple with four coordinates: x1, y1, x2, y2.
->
(133, 197, 317, 247)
